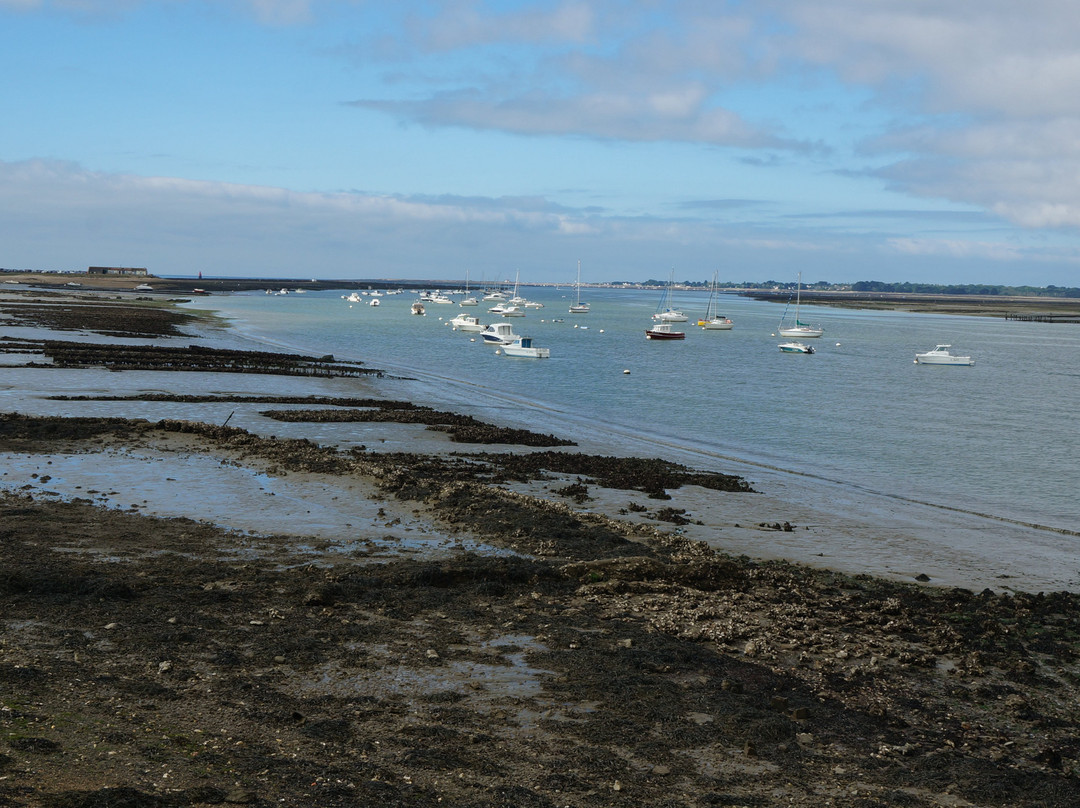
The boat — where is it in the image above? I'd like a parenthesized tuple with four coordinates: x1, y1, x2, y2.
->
(914, 344, 974, 366)
(345, 292, 362, 303)
(480, 321, 520, 345)
(778, 341, 814, 354)
(652, 271, 687, 322)
(778, 272, 823, 338)
(459, 271, 478, 306)
(569, 260, 590, 314)
(369, 298, 380, 306)
(524, 300, 544, 309)
(134, 283, 154, 292)
(502, 270, 534, 311)
(645, 322, 686, 340)
(500, 336, 550, 358)
(450, 313, 484, 332)
(411, 301, 425, 315)
(430, 293, 454, 304)
(698, 271, 734, 330)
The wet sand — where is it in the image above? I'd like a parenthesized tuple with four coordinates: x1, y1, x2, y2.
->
(2, 290, 1080, 807)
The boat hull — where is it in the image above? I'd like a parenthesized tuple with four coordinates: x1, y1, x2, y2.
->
(915, 355, 974, 366)
(502, 346, 550, 358)
(778, 341, 814, 353)
(653, 310, 687, 322)
(699, 319, 734, 330)
(646, 328, 685, 340)
(501, 337, 549, 357)
(778, 326, 823, 338)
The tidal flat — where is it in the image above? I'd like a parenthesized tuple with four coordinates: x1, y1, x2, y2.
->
(1, 289, 1079, 807)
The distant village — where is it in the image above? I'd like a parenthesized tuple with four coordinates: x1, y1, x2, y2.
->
(2, 265, 1078, 298)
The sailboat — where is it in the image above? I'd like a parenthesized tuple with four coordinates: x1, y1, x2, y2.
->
(459, 270, 478, 306)
(652, 270, 687, 322)
(489, 270, 526, 316)
(569, 260, 589, 313)
(777, 271, 823, 338)
(698, 270, 734, 330)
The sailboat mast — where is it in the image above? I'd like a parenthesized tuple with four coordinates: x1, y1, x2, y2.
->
(795, 271, 801, 321)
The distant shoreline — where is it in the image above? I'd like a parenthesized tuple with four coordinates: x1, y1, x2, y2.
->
(5, 270, 1080, 318)
(740, 288, 1080, 318)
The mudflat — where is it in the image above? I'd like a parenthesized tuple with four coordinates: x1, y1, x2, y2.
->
(2, 291, 1079, 807)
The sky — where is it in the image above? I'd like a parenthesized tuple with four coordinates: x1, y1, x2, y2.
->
(3, 1, 1080, 286)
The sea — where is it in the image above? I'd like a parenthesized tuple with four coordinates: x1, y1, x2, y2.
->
(178, 284, 1080, 592)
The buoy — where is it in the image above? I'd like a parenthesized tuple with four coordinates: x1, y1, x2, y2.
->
(599, 329, 604, 333)
(495, 349, 502, 355)
(836, 342, 841, 346)
(623, 369, 631, 374)
(469, 338, 476, 342)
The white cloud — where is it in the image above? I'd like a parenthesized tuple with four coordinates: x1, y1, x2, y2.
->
(886, 237, 1025, 262)
(419, 0, 595, 50)
(246, 0, 312, 26)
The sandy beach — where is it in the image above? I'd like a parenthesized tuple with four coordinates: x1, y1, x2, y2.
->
(2, 286, 1080, 807)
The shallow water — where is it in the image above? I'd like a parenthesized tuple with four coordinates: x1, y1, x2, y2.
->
(3, 287, 1079, 592)
(182, 287, 1080, 593)
(200, 288, 1080, 530)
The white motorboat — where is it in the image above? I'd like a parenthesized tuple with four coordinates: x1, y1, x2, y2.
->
(430, 293, 454, 304)
(345, 292, 362, 303)
(914, 344, 974, 366)
(500, 336, 550, 358)
(778, 271, 823, 338)
(480, 321, 520, 345)
(369, 298, 380, 306)
(450, 313, 484, 332)
(411, 301, 426, 315)
(778, 341, 814, 354)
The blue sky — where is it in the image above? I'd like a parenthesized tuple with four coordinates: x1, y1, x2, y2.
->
(3, 0, 1080, 285)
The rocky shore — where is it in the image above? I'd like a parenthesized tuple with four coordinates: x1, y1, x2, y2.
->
(2, 291, 1079, 807)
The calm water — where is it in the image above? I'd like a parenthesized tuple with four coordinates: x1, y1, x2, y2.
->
(196, 286, 1080, 535)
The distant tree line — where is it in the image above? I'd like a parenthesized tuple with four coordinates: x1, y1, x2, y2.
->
(621, 278, 1080, 298)
(847, 281, 1080, 297)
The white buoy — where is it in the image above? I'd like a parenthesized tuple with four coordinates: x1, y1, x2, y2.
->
(623, 369, 631, 374)
(599, 329, 604, 333)
(495, 349, 502, 355)
(836, 342, 841, 346)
